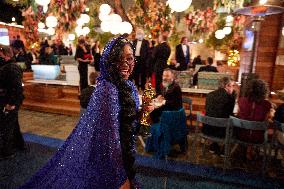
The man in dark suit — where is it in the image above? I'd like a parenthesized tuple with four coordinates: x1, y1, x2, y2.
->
(150, 68, 183, 123)
(198, 57, 218, 72)
(0, 45, 25, 159)
(153, 35, 171, 94)
(193, 56, 218, 85)
(80, 72, 99, 109)
(132, 29, 149, 90)
(202, 77, 236, 155)
(175, 37, 190, 71)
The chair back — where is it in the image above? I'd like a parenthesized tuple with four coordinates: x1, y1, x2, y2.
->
(274, 121, 284, 132)
(182, 97, 192, 108)
(196, 113, 230, 128)
(229, 116, 270, 175)
(157, 108, 187, 157)
(160, 108, 187, 142)
(230, 116, 268, 131)
(182, 97, 193, 127)
(192, 113, 231, 168)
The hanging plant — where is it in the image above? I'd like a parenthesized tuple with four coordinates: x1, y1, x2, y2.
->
(184, 7, 218, 41)
(205, 15, 244, 50)
(127, 1, 175, 39)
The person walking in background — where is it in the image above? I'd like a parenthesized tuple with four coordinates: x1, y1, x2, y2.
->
(75, 38, 93, 93)
(91, 40, 101, 72)
(175, 37, 190, 71)
(67, 44, 73, 56)
(132, 29, 149, 91)
(152, 34, 171, 95)
(0, 45, 25, 160)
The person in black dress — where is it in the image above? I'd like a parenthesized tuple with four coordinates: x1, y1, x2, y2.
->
(75, 38, 93, 92)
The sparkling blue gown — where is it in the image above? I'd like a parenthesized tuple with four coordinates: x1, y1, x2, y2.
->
(19, 37, 140, 189)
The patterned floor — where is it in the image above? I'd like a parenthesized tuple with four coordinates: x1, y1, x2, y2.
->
(18, 109, 284, 179)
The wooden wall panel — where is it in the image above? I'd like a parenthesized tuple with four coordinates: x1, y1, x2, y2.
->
(255, 14, 282, 88)
(272, 14, 284, 91)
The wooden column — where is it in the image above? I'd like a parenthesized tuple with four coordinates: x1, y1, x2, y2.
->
(255, 14, 282, 89)
(271, 14, 284, 90)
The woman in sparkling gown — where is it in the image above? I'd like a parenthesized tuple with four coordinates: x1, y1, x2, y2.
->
(19, 35, 140, 189)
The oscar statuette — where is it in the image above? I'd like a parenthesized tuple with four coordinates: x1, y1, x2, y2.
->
(139, 83, 156, 136)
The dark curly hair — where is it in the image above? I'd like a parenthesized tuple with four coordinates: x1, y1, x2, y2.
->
(245, 79, 269, 102)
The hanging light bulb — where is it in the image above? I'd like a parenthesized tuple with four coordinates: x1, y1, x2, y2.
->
(46, 27, 55, 36)
(226, 15, 234, 23)
(38, 22, 45, 29)
(35, 0, 51, 7)
(109, 14, 122, 23)
(82, 27, 90, 35)
(68, 34, 75, 41)
(75, 26, 84, 36)
(46, 16, 58, 28)
(43, 5, 48, 13)
(223, 26, 232, 35)
(100, 4, 111, 15)
(215, 30, 225, 39)
(167, 0, 192, 12)
(80, 14, 90, 24)
(119, 21, 133, 34)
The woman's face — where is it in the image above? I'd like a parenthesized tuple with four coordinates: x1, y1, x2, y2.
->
(118, 44, 135, 80)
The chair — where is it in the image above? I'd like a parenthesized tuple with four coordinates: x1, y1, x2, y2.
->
(145, 108, 187, 159)
(182, 97, 193, 128)
(192, 113, 231, 169)
(271, 121, 284, 161)
(229, 116, 270, 175)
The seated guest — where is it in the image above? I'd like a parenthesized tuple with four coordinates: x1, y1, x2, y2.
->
(150, 68, 183, 123)
(198, 57, 218, 72)
(274, 91, 284, 145)
(40, 47, 57, 65)
(80, 72, 99, 110)
(193, 57, 218, 85)
(192, 55, 202, 68)
(202, 77, 236, 155)
(236, 79, 274, 160)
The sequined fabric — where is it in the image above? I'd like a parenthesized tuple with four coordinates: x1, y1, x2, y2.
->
(19, 36, 140, 189)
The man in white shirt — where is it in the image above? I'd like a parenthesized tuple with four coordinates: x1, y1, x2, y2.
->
(175, 37, 190, 71)
(132, 29, 149, 90)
